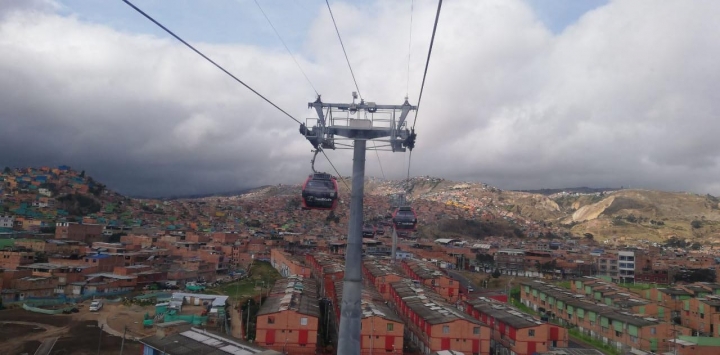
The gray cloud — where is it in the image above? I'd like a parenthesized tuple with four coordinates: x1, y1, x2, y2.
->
(1, 0, 720, 197)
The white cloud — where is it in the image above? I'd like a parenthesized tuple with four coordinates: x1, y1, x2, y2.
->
(1, 0, 720, 196)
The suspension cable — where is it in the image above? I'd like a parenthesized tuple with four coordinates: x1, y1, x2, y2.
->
(372, 141, 386, 180)
(120, 0, 301, 124)
(404, 0, 442, 199)
(406, 150, 412, 190)
(406, 0, 414, 98)
(253, 0, 319, 96)
(321, 149, 350, 191)
(411, 0, 442, 130)
(325, 0, 363, 100)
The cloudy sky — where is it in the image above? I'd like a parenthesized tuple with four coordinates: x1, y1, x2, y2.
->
(1, 0, 719, 197)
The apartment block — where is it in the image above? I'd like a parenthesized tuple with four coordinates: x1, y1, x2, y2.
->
(522, 280, 691, 354)
(256, 277, 319, 355)
(389, 279, 491, 355)
(495, 249, 525, 273)
(0, 249, 35, 269)
(618, 250, 636, 283)
(464, 297, 568, 355)
(331, 280, 405, 354)
(363, 259, 406, 300)
(401, 259, 459, 303)
(270, 249, 311, 278)
(55, 222, 104, 243)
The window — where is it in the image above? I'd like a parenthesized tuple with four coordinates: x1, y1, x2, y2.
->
(300, 317, 308, 326)
(651, 327, 656, 335)
(443, 326, 450, 334)
(387, 323, 394, 331)
(528, 329, 535, 337)
(473, 327, 480, 335)
(631, 336, 638, 343)
(268, 317, 275, 324)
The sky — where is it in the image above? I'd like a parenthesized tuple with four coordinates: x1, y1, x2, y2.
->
(2, 0, 720, 198)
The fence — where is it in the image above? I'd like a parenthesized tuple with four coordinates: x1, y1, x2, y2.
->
(135, 292, 173, 301)
(22, 303, 74, 315)
(6, 290, 132, 307)
(163, 313, 208, 326)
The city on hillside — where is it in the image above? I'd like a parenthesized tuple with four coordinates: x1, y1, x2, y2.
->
(2, 165, 720, 355)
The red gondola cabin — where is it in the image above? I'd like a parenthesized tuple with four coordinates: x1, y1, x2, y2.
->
(392, 206, 417, 231)
(301, 172, 339, 210)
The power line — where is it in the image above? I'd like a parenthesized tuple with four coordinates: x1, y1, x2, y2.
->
(325, 0, 362, 100)
(372, 141, 386, 180)
(321, 149, 350, 191)
(252, 0, 319, 96)
(411, 0, 443, 130)
(406, 0, 414, 97)
(120, 0, 301, 125)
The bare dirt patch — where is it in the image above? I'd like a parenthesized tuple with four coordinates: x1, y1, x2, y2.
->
(0, 322, 46, 338)
(0, 305, 144, 355)
(51, 320, 142, 355)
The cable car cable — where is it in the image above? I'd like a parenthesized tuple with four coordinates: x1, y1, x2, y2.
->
(321, 149, 350, 191)
(403, 0, 442, 202)
(411, 0, 442, 131)
(325, 0, 363, 100)
(253, 0, 319, 96)
(120, 0, 301, 125)
(406, 0, 414, 98)
(372, 141, 386, 180)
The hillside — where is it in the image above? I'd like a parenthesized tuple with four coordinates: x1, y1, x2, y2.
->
(235, 177, 720, 244)
(4, 166, 720, 245)
(555, 190, 720, 243)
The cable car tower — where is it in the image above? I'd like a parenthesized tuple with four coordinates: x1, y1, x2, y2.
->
(301, 92, 416, 355)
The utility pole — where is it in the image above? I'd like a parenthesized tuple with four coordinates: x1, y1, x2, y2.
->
(246, 299, 251, 340)
(120, 326, 127, 355)
(302, 94, 416, 355)
(96, 324, 103, 355)
(391, 227, 397, 263)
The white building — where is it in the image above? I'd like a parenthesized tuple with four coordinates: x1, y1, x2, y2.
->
(618, 250, 636, 283)
(0, 215, 13, 228)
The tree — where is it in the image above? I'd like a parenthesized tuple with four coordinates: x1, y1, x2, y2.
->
(2, 167, 10, 174)
(492, 268, 502, 279)
(584, 233, 594, 240)
(691, 220, 703, 229)
(80, 170, 85, 178)
(108, 233, 126, 243)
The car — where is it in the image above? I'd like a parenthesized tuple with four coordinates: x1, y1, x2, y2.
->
(89, 300, 103, 312)
(467, 286, 474, 293)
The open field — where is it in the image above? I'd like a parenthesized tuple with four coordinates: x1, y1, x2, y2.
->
(0, 301, 146, 355)
(208, 260, 281, 300)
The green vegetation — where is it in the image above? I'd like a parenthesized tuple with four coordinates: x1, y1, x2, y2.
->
(209, 261, 281, 301)
(618, 282, 652, 290)
(56, 193, 101, 216)
(558, 281, 572, 289)
(569, 328, 620, 355)
(510, 298, 537, 315)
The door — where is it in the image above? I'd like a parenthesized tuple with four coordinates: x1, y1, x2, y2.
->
(441, 338, 451, 350)
(385, 336, 395, 350)
(299, 330, 308, 345)
(265, 330, 275, 345)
